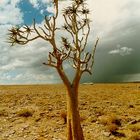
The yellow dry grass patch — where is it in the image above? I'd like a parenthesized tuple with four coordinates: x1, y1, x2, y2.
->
(0, 83, 140, 140)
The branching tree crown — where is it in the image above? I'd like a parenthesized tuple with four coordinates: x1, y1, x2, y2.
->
(8, 1, 99, 139)
(8, 0, 98, 88)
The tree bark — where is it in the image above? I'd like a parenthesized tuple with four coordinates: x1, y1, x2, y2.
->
(56, 67, 84, 139)
(67, 86, 84, 140)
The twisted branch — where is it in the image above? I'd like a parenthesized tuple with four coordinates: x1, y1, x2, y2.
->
(7, 0, 98, 87)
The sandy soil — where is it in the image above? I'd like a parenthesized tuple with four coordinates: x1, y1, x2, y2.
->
(0, 83, 140, 140)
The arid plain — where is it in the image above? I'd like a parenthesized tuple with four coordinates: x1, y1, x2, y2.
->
(0, 83, 140, 140)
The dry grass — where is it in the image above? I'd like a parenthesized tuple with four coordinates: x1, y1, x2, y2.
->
(0, 83, 140, 140)
(0, 108, 8, 117)
(129, 124, 140, 132)
(99, 114, 121, 126)
(129, 133, 140, 140)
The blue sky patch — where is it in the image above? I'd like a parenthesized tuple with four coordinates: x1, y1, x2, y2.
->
(18, 0, 52, 25)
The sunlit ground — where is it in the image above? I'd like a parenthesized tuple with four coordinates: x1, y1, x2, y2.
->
(0, 83, 140, 140)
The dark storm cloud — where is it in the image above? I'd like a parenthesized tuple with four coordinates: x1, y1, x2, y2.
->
(85, 18, 140, 83)
(0, 0, 140, 84)
(81, 0, 140, 83)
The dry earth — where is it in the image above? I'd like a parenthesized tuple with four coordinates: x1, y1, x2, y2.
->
(0, 83, 140, 140)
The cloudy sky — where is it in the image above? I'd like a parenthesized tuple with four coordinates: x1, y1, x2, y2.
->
(0, 0, 140, 84)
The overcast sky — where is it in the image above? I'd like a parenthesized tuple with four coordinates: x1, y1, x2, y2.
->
(0, 0, 140, 84)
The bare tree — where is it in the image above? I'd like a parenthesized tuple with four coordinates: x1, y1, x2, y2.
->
(8, 0, 99, 139)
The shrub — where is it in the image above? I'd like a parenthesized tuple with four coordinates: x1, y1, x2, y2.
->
(99, 115, 121, 126)
(108, 115, 121, 126)
(0, 109, 8, 117)
(107, 124, 118, 133)
(17, 108, 33, 117)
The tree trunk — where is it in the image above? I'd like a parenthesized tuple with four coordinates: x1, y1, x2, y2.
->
(67, 86, 84, 140)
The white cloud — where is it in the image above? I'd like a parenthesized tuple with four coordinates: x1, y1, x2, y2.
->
(0, 71, 58, 84)
(42, 0, 52, 4)
(0, 59, 29, 71)
(29, 0, 40, 8)
(88, 0, 140, 38)
(29, 0, 52, 9)
(13, 72, 55, 82)
(46, 5, 55, 14)
(109, 45, 133, 56)
(90, 0, 131, 24)
(0, 0, 23, 24)
(0, 0, 140, 84)
(28, 0, 54, 16)
(40, 9, 44, 14)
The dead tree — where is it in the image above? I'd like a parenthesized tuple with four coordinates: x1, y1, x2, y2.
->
(8, 0, 99, 139)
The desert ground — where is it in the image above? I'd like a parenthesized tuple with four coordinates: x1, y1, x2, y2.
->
(0, 83, 140, 140)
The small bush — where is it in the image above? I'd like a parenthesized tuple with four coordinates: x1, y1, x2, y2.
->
(108, 115, 121, 126)
(17, 108, 33, 117)
(100, 115, 121, 126)
(129, 104, 134, 108)
(0, 109, 8, 117)
(107, 124, 118, 133)
(99, 115, 121, 126)
(95, 109, 104, 117)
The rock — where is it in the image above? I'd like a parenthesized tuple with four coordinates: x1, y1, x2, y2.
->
(111, 131, 126, 137)
(23, 124, 29, 130)
(23, 135, 28, 138)
(103, 131, 111, 137)
(48, 107, 53, 111)
(129, 120, 138, 124)
(9, 130, 16, 135)
(128, 105, 134, 108)
(95, 121, 100, 124)
(4, 134, 9, 138)
(91, 118, 97, 123)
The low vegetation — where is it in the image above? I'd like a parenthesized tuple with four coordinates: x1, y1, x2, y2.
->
(0, 83, 140, 140)
(17, 108, 34, 118)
